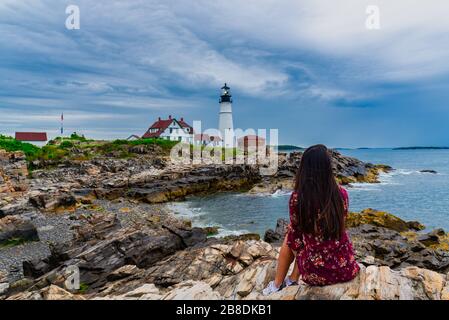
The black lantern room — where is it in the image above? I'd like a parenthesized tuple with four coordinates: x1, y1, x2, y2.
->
(219, 83, 232, 103)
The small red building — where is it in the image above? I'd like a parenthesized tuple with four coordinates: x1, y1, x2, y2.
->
(15, 132, 48, 146)
(238, 135, 266, 151)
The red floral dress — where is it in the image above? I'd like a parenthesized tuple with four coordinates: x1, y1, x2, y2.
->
(286, 187, 360, 286)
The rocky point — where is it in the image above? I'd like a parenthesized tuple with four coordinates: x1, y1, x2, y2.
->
(0, 146, 448, 300)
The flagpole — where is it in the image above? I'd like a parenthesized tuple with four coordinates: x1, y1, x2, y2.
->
(61, 113, 64, 143)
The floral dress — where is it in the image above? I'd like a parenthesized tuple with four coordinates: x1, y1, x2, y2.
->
(286, 187, 360, 286)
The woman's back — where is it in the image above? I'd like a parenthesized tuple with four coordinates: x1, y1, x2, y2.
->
(287, 187, 360, 286)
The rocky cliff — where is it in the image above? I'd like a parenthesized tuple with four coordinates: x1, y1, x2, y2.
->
(1, 148, 447, 300)
(1, 202, 448, 300)
(0, 150, 28, 196)
(250, 150, 391, 194)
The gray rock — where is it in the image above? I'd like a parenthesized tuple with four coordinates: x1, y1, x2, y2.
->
(0, 283, 9, 295)
(0, 216, 39, 245)
(420, 170, 437, 174)
(263, 218, 288, 243)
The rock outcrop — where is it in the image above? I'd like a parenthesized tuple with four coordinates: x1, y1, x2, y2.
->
(1, 147, 390, 218)
(1, 202, 448, 300)
(5, 238, 449, 300)
(250, 150, 392, 194)
(2, 148, 448, 300)
(264, 210, 449, 274)
(0, 150, 28, 196)
(0, 216, 39, 246)
(0, 151, 29, 218)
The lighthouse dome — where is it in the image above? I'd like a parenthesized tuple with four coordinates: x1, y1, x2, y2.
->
(220, 83, 232, 103)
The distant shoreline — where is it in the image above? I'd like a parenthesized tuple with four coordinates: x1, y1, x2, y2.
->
(276, 145, 304, 151)
(393, 146, 449, 150)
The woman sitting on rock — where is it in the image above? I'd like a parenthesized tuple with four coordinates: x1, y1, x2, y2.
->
(263, 144, 360, 295)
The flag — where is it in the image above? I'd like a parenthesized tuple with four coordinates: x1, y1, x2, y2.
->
(61, 113, 64, 135)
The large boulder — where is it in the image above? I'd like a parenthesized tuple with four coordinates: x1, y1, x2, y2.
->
(0, 216, 39, 246)
(21, 211, 208, 292)
(348, 224, 449, 272)
(87, 240, 277, 299)
(0, 150, 29, 195)
(258, 265, 449, 300)
(264, 219, 288, 243)
(346, 209, 425, 232)
(4, 237, 449, 300)
(264, 211, 449, 274)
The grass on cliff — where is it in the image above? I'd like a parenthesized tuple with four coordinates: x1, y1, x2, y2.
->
(104, 138, 179, 151)
(190, 145, 245, 162)
(0, 135, 41, 158)
(0, 237, 29, 249)
(1, 134, 181, 168)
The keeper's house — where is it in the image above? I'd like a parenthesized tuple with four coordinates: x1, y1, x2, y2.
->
(15, 132, 48, 147)
(142, 115, 193, 143)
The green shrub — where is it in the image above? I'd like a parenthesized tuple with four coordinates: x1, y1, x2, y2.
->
(110, 138, 179, 150)
(0, 135, 41, 158)
(0, 237, 28, 249)
(78, 282, 89, 294)
(59, 141, 74, 149)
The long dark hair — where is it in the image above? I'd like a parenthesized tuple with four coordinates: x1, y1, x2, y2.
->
(294, 144, 345, 240)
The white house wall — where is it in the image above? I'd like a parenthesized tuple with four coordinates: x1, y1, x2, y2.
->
(159, 120, 193, 143)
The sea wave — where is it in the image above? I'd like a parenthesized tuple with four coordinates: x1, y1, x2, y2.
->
(167, 202, 250, 237)
(214, 228, 251, 237)
(270, 189, 292, 198)
(349, 184, 382, 191)
(168, 203, 206, 218)
(349, 167, 440, 191)
(237, 189, 292, 198)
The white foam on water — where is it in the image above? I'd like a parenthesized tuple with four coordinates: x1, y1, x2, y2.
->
(270, 189, 292, 198)
(237, 190, 291, 198)
(215, 228, 251, 237)
(389, 169, 417, 176)
(168, 202, 206, 219)
(349, 184, 382, 192)
(168, 202, 250, 237)
(377, 171, 400, 185)
(349, 171, 400, 192)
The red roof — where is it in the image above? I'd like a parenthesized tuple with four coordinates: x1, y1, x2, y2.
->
(143, 118, 173, 138)
(15, 132, 47, 142)
(178, 118, 193, 132)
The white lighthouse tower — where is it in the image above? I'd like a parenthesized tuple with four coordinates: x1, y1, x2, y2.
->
(219, 83, 235, 148)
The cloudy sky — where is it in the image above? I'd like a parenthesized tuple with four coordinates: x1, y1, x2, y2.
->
(1, 0, 449, 147)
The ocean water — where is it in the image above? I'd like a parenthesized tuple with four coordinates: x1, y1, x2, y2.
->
(170, 149, 449, 236)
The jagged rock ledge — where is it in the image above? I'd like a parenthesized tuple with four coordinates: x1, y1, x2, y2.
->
(3, 148, 448, 300)
(1, 149, 391, 218)
(249, 150, 392, 194)
(0, 205, 448, 300)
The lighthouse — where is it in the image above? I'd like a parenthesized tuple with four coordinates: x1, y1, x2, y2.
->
(218, 83, 235, 147)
